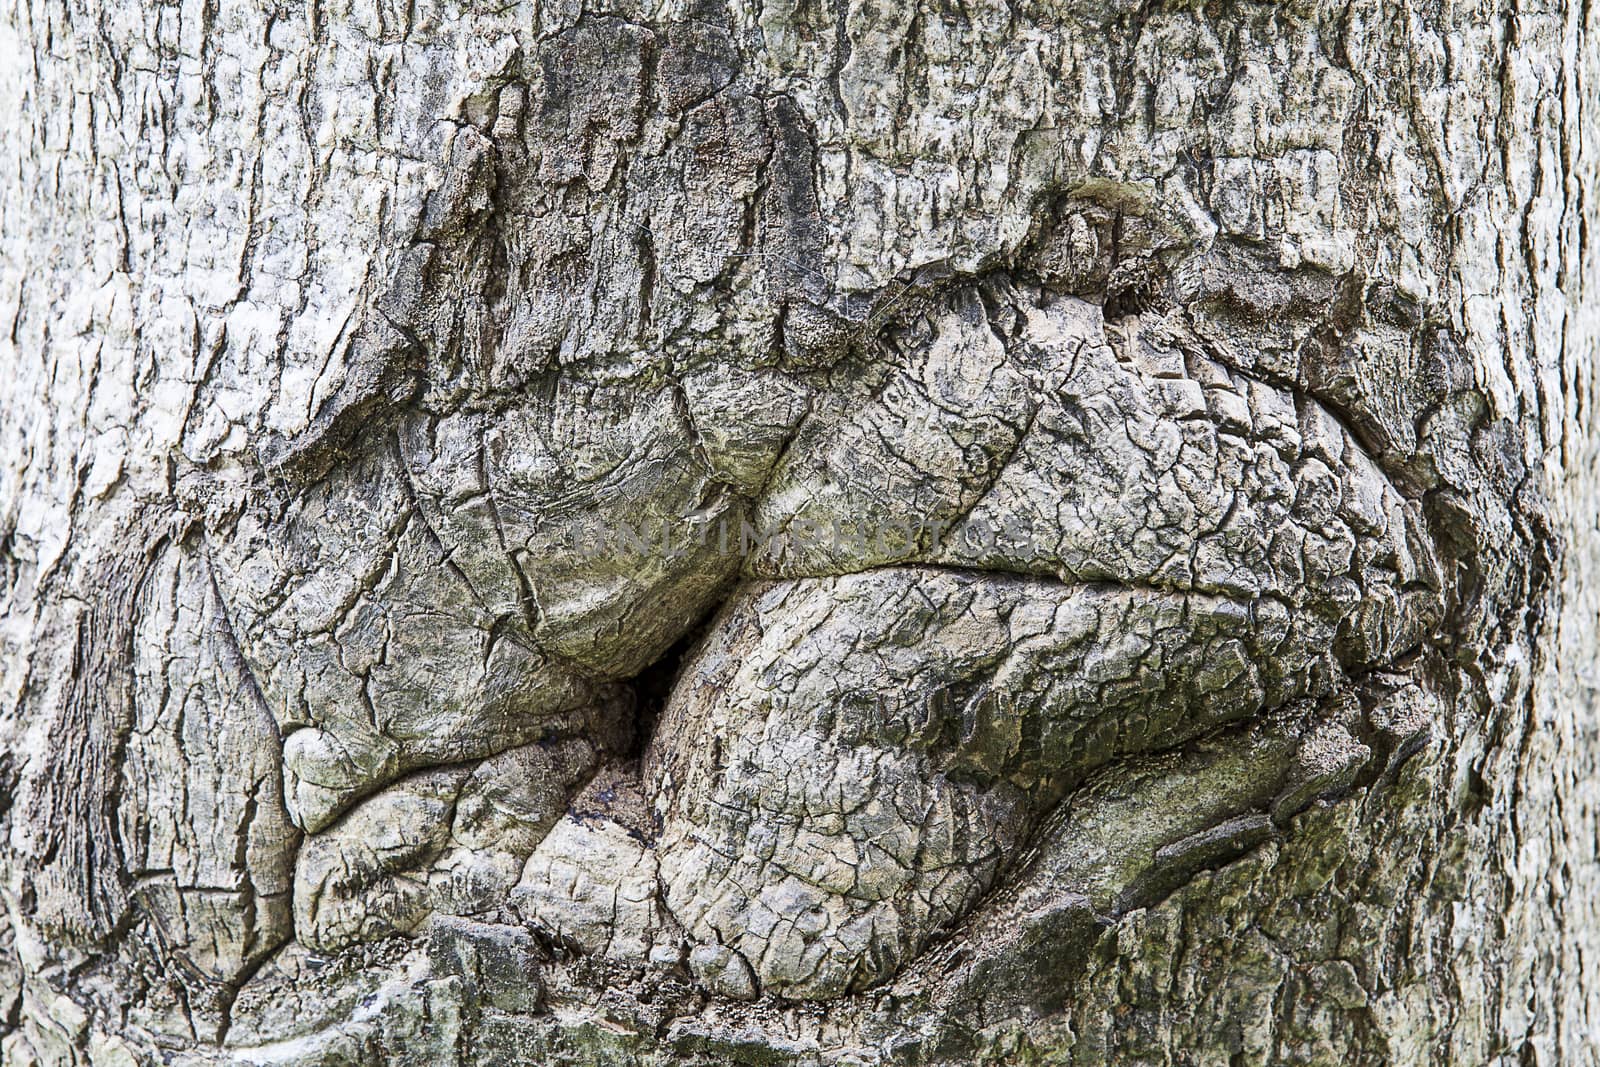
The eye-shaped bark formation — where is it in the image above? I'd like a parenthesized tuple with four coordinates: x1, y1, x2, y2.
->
(1, 0, 1594, 1064)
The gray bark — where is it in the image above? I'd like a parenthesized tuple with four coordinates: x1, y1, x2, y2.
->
(0, 0, 1596, 1063)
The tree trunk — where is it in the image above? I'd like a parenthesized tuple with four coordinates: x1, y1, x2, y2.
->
(1, 0, 1596, 1063)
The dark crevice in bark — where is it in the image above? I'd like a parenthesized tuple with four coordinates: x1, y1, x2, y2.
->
(621, 621, 712, 764)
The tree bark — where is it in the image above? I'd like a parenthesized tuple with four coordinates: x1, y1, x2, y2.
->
(1, 0, 1596, 1063)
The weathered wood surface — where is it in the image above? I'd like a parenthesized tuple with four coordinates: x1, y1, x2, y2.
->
(0, 0, 1596, 1062)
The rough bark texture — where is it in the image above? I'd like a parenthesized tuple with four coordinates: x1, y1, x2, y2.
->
(1, 0, 1596, 1063)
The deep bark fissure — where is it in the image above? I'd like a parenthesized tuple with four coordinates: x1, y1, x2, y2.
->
(2, 0, 1596, 1062)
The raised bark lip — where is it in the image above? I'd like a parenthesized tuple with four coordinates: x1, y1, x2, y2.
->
(625, 549, 1444, 1001)
(122, 52, 1461, 1015)
(227, 314, 1450, 822)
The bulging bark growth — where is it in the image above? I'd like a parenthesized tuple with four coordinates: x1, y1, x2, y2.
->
(0, 0, 1596, 1063)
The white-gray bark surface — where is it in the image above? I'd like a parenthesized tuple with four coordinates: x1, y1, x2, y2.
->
(0, 0, 1597, 1063)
